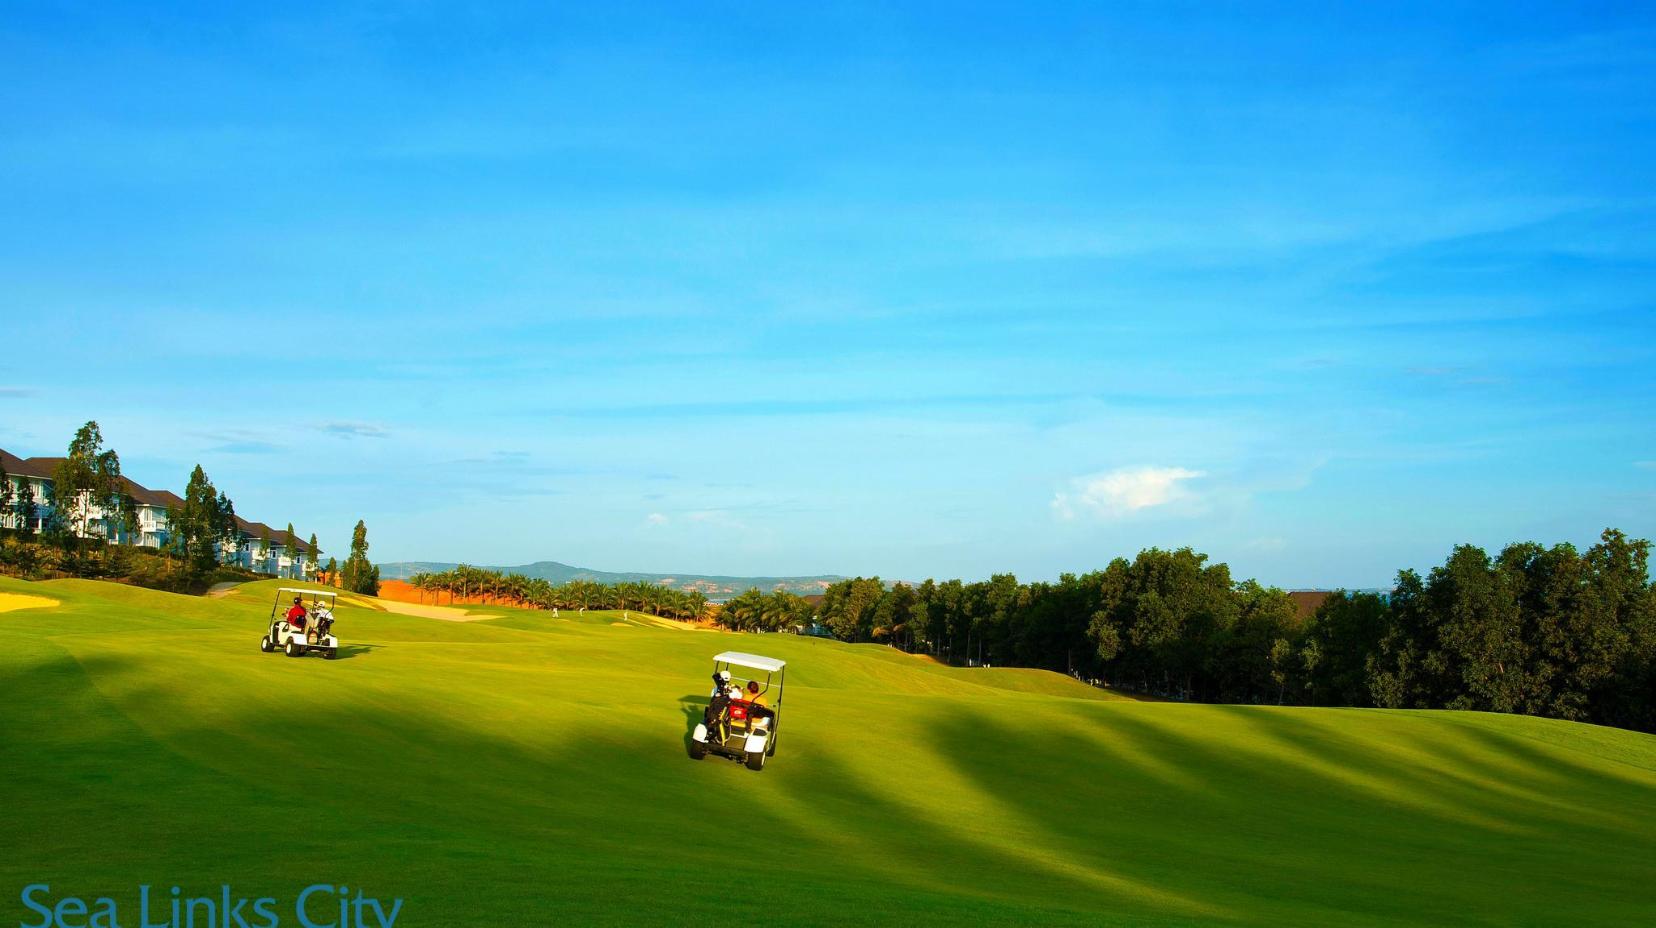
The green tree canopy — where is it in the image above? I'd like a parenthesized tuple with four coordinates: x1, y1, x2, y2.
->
(0, 462, 12, 525)
(283, 522, 298, 576)
(340, 520, 379, 595)
(168, 464, 236, 575)
(49, 421, 133, 545)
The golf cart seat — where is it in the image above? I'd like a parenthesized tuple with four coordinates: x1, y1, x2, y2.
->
(724, 700, 771, 737)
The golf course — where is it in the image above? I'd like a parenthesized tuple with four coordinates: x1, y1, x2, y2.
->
(4, 575, 1654, 927)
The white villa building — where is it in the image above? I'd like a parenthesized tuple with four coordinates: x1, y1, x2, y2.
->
(221, 515, 321, 577)
(1, 448, 320, 578)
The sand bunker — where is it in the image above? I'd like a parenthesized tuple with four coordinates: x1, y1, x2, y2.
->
(613, 613, 713, 632)
(0, 593, 59, 613)
(367, 598, 492, 622)
(629, 614, 709, 631)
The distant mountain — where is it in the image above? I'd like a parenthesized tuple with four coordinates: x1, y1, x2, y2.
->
(377, 560, 844, 600)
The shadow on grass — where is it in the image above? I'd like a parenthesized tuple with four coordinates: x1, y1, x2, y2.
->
(914, 703, 1656, 926)
(19, 634, 1656, 928)
(14, 649, 1168, 926)
(678, 693, 709, 756)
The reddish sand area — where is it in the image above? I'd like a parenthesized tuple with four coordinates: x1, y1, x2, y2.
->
(375, 579, 500, 607)
(376, 579, 720, 627)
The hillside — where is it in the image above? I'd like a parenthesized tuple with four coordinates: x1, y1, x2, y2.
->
(3, 576, 1654, 926)
(378, 558, 845, 597)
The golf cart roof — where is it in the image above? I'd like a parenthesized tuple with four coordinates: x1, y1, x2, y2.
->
(714, 651, 786, 673)
(276, 588, 337, 600)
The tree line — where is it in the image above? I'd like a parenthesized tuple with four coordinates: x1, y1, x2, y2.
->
(404, 565, 829, 632)
(715, 587, 815, 631)
(406, 565, 711, 620)
(807, 529, 1656, 734)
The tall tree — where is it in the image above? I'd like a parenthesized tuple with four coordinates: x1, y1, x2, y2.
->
(49, 421, 134, 546)
(718, 588, 764, 630)
(284, 523, 298, 578)
(169, 465, 236, 575)
(308, 533, 320, 578)
(0, 464, 13, 530)
(1206, 580, 1297, 703)
(761, 589, 808, 631)
(341, 520, 379, 595)
(1576, 530, 1656, 731)
(13, 479, 38, 534)
(1300, 591, 1389, 706)
(1087, 547, 1239, 699)
(871, 583, 918, 647)
(973, 573, 1024, 665)
(821, 577, 885, 641)
(216, 493, 237, 561)
(935, 579, 968, 661)
(1431, 545, 1532, 712)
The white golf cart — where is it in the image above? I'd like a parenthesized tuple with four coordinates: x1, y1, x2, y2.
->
(690, 651, 785, 770)
(260, 588, 340, 660)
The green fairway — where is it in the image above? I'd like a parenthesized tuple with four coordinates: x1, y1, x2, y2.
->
(3, 576, 1654, 927)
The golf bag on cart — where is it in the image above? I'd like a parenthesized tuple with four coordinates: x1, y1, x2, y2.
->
(704, 673, 734, 742)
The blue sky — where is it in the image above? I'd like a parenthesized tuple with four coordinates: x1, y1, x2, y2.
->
(2, 2, 1653, 586)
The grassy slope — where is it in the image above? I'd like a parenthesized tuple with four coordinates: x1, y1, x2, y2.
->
(2, 577, 1654, 927)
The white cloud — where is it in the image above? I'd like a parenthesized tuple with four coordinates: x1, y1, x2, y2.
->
(317, 421, 388, 439)
(1052, 466, 1206, 520)
(645, 512, 669, 526)
(686, 509, 747, 529)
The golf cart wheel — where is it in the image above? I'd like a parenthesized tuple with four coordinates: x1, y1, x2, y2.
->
(325, 648, 338, 660)
(688, 739, 707, 760)
(259, 636, 274, 653)
(285, 639, 303, 658)
(745, 750, 766, 771)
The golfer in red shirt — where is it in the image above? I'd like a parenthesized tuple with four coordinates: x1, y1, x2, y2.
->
(285, 597, 309, 630)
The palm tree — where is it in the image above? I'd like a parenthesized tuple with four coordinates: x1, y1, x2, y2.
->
(720, 588, 765, 631)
